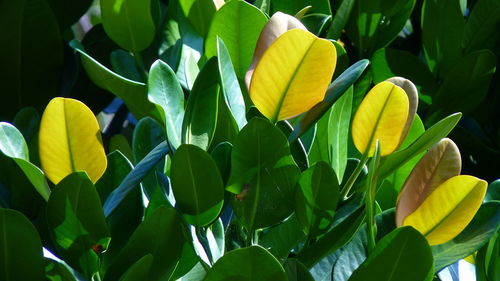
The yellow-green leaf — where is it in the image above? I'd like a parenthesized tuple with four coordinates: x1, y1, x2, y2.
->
(385, 77, 418, 145)
(245, 12, 306, 89)
(249, 29, 336, 122)
(396, 138, 461, 226)
(351, 81, 409, 156)
(39, 98, 107, 184)
(402, 175, 487, 245)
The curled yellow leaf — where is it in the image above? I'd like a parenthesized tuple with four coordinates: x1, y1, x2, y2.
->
(402, 175, 487, 245)
(385, 77, 418, 145)
(39, 98, 107, 184)
(245, 12, 307, 90)
(396, 138, 461, 226)
(249, 28, 336, 122)
(351, 81, 409, 156)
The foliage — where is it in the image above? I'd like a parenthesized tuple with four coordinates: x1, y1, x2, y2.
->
(0, 0, 498, 281)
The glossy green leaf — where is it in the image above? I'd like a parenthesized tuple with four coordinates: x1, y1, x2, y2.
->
(297, 206, 365, 268)
(103, 141, 170, 217)
(70, 40, 160, 121)
(206, 0, 267, 79)
(259, 215, 306, 261)
(204, 246, 288, 281)
(0, 208, 45, 281)
(110, 49, 142, 83)
(432, 201, 500, 271)
(0, 122, 50, 200)
(277, 120, 309, 172)
(216, 37, 247, 130)
(290, 59, 369, 141)
(118, 255, 153, 281)
(46, 172, 110, 279)
(171, 144, 224, 226)
(379, 113, 462, 179)
(463, 0, 500, 53)
(39, 98, 107, 184)
(284, 259, 315, 281)
(403, 175, 488, 245)
(109, 134, 133, 162)
(44, 258, 77, 281)
(104, 206, 185, 281)
(185, 0, 219, 37)
(100, 0, 156, 51)
(182, 58, 219, 150)
(371, 48, 437, 104)
(328, 87, 352, 182)
(228, 118, 300, 230)
(12, 107, 40, 143)
(427, 50, 496, 124)
(327, 0, 355, 39)
(301, 13, 332, 36)
(295, 161, 340, 237)
(206, 218, 225, 262)
(271, 0, 331, 15)
(210, 142, 232, 184)
(148, 60, 185, 149)
(422, 0, 464, 77)
(95, 151, 143, 270)
(346, 0, 416, 57)
(0, 0, 63, 121)
(209, 95, 239, 151)
(348, 227, 434, 281)
(485, 180, 500, 201)
(249, 29, 336, 122)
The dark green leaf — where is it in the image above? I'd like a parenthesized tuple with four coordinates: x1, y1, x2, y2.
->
(432, 201, 500, 271)
(103, 141, 170, 217)
(348, 227, 434, 281)
(44, 258, 77, 281)
(182, 58, 219, 150)
(0, 208, 45, 281)
(271, 0, 331, 15)
(110, 50, 142, 82)
(210, 142, 232, 184)
(327, 0, 356, 39)
(148, 60, 185, 149)
(46, 172, 110, 279)
(228, 118, 300, 230)
(184, 0, 217, 37)
(46, 0, 92, 29)
(486, 180, 500, 201)
(284, 259, 315, 281)
(295, 161, 340, 238)
(118, 255, 153, 281)
(204, 246, 288, 281)
(259, 215, 306, 261)
(290, 60, 369, 141)
(104, 206, 185, 281)
(463, 0, 500, 53)
(277, 120, 309, 172)
(100, 0, 156, 51)
(171, 144, 224, 226)
(12, 107, 40, 143)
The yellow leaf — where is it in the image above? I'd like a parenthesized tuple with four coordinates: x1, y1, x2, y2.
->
(39, 98, 107, 184)
(249, 28, 336, 122)
(396, 138, 461, 226)
(385, 77, 418, 145)
(402, 175, 487, 245)
(351, 81, 409, 156)
(245, 12, 307, 89)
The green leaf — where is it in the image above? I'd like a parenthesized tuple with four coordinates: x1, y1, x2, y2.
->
(327, 0, 356, 39)
(486, 180, 500, 201)
(171, 144, 224, 226)
(290, 60, 369, 141)
(277, 120, 309, 172)
(12, 107, 40, 143)
(228, 118, 300, 230)
(371, 48, 437, 104)
(427, 50, 496, 124)
(0, 0, 63, 121)
(0, 208, 45, 281)
(210, 142, 233, 184)
(100, 0, 156, 51)
(46, 0, 93, 29)
(216, 37, 247, 130)
(432, 201, 500, 271)
(148, 60, 185, 149)
(110, 49, 142, 82)
(182, 58, 220, 150)
(206, 0, 268, 79)
(328, 87, 352, 182)
(348, 226, 434, 281)
(44, 258, 77, 281)
(95, 151, 143, 270)
(284, 259, 315, 281)
(463, 0, 500, 53)
(104, 206, 186, 281)
(46, 172, 111, 279)
(118, 255, 153, 281)
(206, 218, 225, 262)
(259, 215, 306, 261)
(295, 161, 340, 238)
(346, 0, 416, 57)
(271, 0, 331, 15)
(379, 113, 461, 179)
(204, 246, 288, 281)
(185, 0, 218, 37)
(70, 40, 160, 122)
(421, 0, 464, 77)
(297, 206, 365, 268)
(103, 141, 170, 217)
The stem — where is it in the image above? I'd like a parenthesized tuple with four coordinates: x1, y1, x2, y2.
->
(365, 178, 376, 253)
(340, 152, 369, 200)
(92, 272, 102, 281)
(133, 51, 148, 82)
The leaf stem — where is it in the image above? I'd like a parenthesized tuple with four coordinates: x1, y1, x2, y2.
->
(133, 51, 148, 82)
(340, 152, 369, 200)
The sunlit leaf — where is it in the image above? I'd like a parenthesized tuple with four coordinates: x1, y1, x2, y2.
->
(403, 175, 488, 245)
(396, 138, 461, 226)
(351, 81, 409, 156)
(385, 77, 418, 145)
(39, 98, 107, 184)
(249, 29, 336, 122)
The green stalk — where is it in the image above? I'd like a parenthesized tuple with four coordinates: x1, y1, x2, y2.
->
(340, 151, 369, 200)
(365, 141, 381, 254)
